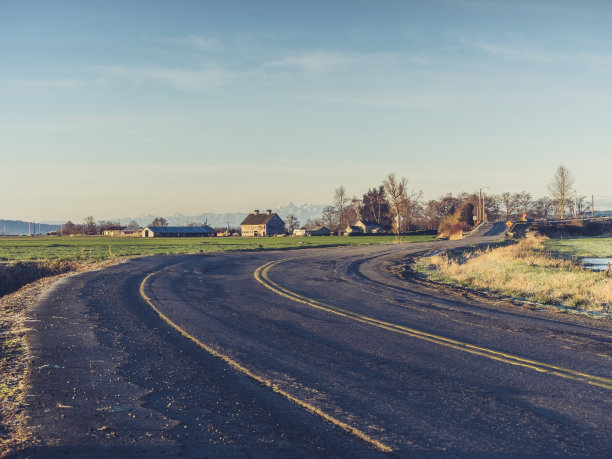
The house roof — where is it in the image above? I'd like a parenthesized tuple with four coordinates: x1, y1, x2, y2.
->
(144, 226, 215, 234)
(240, 211, 283, 226)
(357, 219, 381, 227)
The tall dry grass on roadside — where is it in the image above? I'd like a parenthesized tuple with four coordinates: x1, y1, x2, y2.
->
(0, 261, 79, 298)
(419, 235, 612, 312)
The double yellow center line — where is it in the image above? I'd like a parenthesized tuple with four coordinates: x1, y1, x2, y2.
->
(255, 258, 612, 391)
(140, 267, 394, 453)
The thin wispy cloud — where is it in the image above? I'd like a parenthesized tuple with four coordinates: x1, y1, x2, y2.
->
(263, 50, 429, 76)
(0, 79, 97, 89)
(188, 35, 222, 52)
(476, 42, 612, 69)
(99, 65, 236, 91)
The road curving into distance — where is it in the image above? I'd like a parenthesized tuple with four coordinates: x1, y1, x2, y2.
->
(18, 223, 612, 457)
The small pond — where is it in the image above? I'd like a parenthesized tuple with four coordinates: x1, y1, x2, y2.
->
(583, 258, 612, 271)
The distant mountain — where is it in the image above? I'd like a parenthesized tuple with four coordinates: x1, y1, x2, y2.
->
(120, 203, 327, 229)
(0, 219, 61, 236)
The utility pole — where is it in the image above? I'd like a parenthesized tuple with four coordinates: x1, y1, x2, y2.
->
(478, 189, 482, 223)
(479, 187, 489, 223)
(573, 189, 577, 219)
(592, 195, 595, 218)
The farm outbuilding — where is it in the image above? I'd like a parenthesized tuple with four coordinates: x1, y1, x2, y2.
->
(354, 219, 383, 234)
(142, 226, 216, 238)
(310, 226, 331, 236)
(240, 210, 285, 237)
(102, 226, 124, 236)
(293, 226, 331, 236)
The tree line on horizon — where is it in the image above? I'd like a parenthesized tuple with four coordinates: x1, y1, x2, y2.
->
(57, 165, 589, 237)
(292, 165, 591, 236)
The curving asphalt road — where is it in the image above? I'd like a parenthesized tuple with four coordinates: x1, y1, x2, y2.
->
(15, 223, 612, 457)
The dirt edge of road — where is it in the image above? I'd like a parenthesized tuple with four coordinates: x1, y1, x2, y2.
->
(0, 259, 124, 457)
(389, 256, 612, 321)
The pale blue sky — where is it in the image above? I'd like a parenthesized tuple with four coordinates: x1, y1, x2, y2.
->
(2, 0, 612, 221)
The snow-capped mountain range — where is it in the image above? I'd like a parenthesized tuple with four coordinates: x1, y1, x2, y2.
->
(119, 203, 328, 228)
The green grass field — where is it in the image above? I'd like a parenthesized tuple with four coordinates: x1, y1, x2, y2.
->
(0, 234, 437, 262)
(546, 237, 612, 259)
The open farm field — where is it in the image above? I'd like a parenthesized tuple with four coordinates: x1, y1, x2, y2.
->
(546, 237, 612, 258)
(0, 234, 436, 263)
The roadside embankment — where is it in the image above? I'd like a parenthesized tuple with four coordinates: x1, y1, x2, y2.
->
(412, 236, 612, 314)
(0, 261, 80, 298)
(0, 260, 121, 455)
(513, 218, 612, 238)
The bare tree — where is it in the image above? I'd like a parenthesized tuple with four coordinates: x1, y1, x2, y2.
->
(334, 186, 350, 231)
(303, 218, 322, 230)
(285, 214, 299, 233)
(344, 196, 362, 228)
(83, 215, 96, 235)
(127, 219, 140, 228)
(576, 195, 591, 218)
(149, 217, 168, 227)
(321, 205, 337, 231)
(484, 194, 501, 221)
(548, 165, 574, 219)
(516, 191, 532, 219)
(400, 189, 423, 232)
(500, 192, 519, 221)
(383, 173, 408, 236)
(532, 197, 554, 220)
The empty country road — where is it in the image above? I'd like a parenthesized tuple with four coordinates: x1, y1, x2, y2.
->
(17, 224, 612, 457)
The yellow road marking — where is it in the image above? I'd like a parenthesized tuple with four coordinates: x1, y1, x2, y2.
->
(255, 258, 612, 391)
(139, 269, 393, 453)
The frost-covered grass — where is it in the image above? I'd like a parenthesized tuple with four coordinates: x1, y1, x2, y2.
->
(546, 237, 612, 259)
(416, 236, 612, 312)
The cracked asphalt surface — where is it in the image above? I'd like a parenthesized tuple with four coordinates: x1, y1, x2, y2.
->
(13, 223, 612, 457)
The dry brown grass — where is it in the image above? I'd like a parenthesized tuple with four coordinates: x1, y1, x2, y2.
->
(0, 260, 81, 298)
(417, 235, 612, 312)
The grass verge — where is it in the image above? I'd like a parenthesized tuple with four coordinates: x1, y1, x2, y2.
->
(0, 261, 80, 297)
(545, 237, 612, 259)
(414, 236, 612, 313)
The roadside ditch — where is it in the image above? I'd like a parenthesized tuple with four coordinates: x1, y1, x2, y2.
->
(389, 236, 612, 320)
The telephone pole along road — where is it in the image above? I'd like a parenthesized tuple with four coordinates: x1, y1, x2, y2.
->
(20, 223, 612, 457)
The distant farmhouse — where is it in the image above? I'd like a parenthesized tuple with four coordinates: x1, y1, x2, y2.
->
(354, 219, 383, 233)
(293, 226, 331, 237)
(142, 226, 216, 238)
(102, 226, 124, 236)
(241, 210, 285, 237)
(345, 219, 383, 235)
(102, 226, 142, 237)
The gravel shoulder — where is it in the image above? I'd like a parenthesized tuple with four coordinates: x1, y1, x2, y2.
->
(0, 260, 123, 457)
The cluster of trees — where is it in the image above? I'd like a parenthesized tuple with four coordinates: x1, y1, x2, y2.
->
(59, 217, 142, 235)
(58, 166, 588, 237)
(297, 166, 590, 236)
(59, 216, 213, 235)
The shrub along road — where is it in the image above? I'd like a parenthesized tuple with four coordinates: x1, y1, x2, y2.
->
(16, 223, 612, 457)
